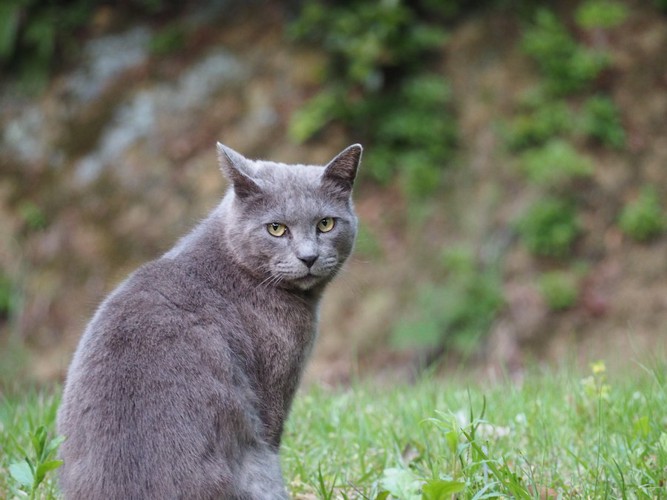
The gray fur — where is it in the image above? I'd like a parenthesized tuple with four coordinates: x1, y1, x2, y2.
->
(57, 143, 362, 499)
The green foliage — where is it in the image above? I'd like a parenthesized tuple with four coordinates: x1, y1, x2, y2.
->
(354, 222, 383, 258)
(19, 201, 48, 231)
(522, 9, 607, 96)
(505, 96, 571, 151)
(374, 75, 457, 196)
(289, 1, 457, 197)
(619, 186, 666, 242)
(0, 0, 185, 87)
(538, 270, 580, 310)
(149, 24, 186, 56)
(517, 198, 580, 257)
(0, 270, 16, 318)
(290, 1, 445, 90)
(520, 139, 593, 188)
(9, 426, 64, 499)
(1, 390, 62, 499)
(393, 247, 504, 353)
(3, 362, 667, 498)
(575, 0, 629, 30)
(656, 0, 667, 11)
(580, 95, 626, 148)
(283, 361, 667, 498)
(289, 88, 343, 145)
(0, 0, 88, 88)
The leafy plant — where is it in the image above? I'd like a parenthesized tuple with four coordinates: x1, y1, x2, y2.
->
(505, 96, 571, 151)
(0, 269, 16, 318)
(149, 23, 186, 56)
(19, 201, 48, 231)
(9, 426, 64, 499)
(538, 270, 580, 310)
(0, 0, 187, 87)
(372, 75, 457, 196)
(619, 186, 666, 242)
(289, 1, 445, 91)
(393, 247, 504, 353)
(575, 0, 629, 30)
(289, 1, 457, 196)
(517, 197, 581, 257)
(520, 139, 593, 188)
(522, 8, 607, 96)
(579, 95, 625, 148)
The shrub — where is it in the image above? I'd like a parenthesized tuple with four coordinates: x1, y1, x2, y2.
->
(505, 97, 571, 151)
(520, 139, 593, 188)
(619, 186, 666, 242)
(0, 270, 15, 319)
(392, 247, 504, 353)
(0, 0, 186, 87)
(289, 1, 446, 91)
(575, 0, 629, 30)
(289, 1, 457, 195)
(579, 95, 625, 148)
(149, 24, 186, 56)
(522, 9, 607, 96)
(517, 197, 581, 257)
(538, 270, 579, 310)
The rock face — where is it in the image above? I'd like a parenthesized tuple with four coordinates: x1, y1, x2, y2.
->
(1, 3, 667, 383)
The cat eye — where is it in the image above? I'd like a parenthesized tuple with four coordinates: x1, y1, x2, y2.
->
(317, 217, 335, 233)
(267, 222, 287, 237)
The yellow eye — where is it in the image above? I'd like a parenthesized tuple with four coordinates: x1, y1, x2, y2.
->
(267, 222, 287, 237)
(317, 217, 335, 233)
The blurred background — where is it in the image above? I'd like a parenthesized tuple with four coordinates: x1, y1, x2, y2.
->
(1, 0, 666, 390)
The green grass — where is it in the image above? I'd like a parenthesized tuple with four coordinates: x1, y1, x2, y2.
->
(2, 361, 666, 498)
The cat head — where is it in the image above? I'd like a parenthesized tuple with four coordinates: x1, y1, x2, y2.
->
(216, 143, 362, 292)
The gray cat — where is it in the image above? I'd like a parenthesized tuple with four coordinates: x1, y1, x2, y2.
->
(57, 142, 362, 499)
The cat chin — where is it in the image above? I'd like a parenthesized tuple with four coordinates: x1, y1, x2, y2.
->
(288, 273, 328, 291)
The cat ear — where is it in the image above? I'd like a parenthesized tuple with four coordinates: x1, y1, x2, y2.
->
(216, 142, 261, 199)
(322, 144, 363, 196)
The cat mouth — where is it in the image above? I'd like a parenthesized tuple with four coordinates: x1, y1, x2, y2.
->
(290, 271, 325, 290)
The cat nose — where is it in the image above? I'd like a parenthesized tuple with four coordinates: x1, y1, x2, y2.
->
(298, 255, 318, 268)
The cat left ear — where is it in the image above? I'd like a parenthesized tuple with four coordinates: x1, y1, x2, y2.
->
(322, 143, 363, 196)
(217, 142, 261, 199)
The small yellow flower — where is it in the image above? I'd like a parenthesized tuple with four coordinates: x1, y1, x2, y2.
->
(590, 360, 606, 375)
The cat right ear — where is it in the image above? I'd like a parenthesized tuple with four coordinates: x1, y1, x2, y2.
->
(217, 143, 261, 199)
(322, 143, 363, 197)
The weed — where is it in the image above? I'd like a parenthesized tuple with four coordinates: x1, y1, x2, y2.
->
(149, 24, 186, 56)
(3, 362, 667, 498)
(517, 197, 581, 257)
(19, 201, 48, 232)
(580, 95, 626, 148)
(1, 390, 63, 499)
(289, 1, 457, 197)
(0, 269, 16, 318)
(575, 0, 629, 30)
(522, 8, 607, 96)
(392, 247, 504, 353)
(505, 96, 571, 151)
(520, 139, 593, 189)
(619, 186, 666, 242)
(9, 426, 64, 499)
(538, 270, 580, 311)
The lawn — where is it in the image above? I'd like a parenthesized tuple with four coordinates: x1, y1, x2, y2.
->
(1, 360, 665, 499)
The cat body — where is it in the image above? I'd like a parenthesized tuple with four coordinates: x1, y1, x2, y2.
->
(57, 143, 362, 499)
